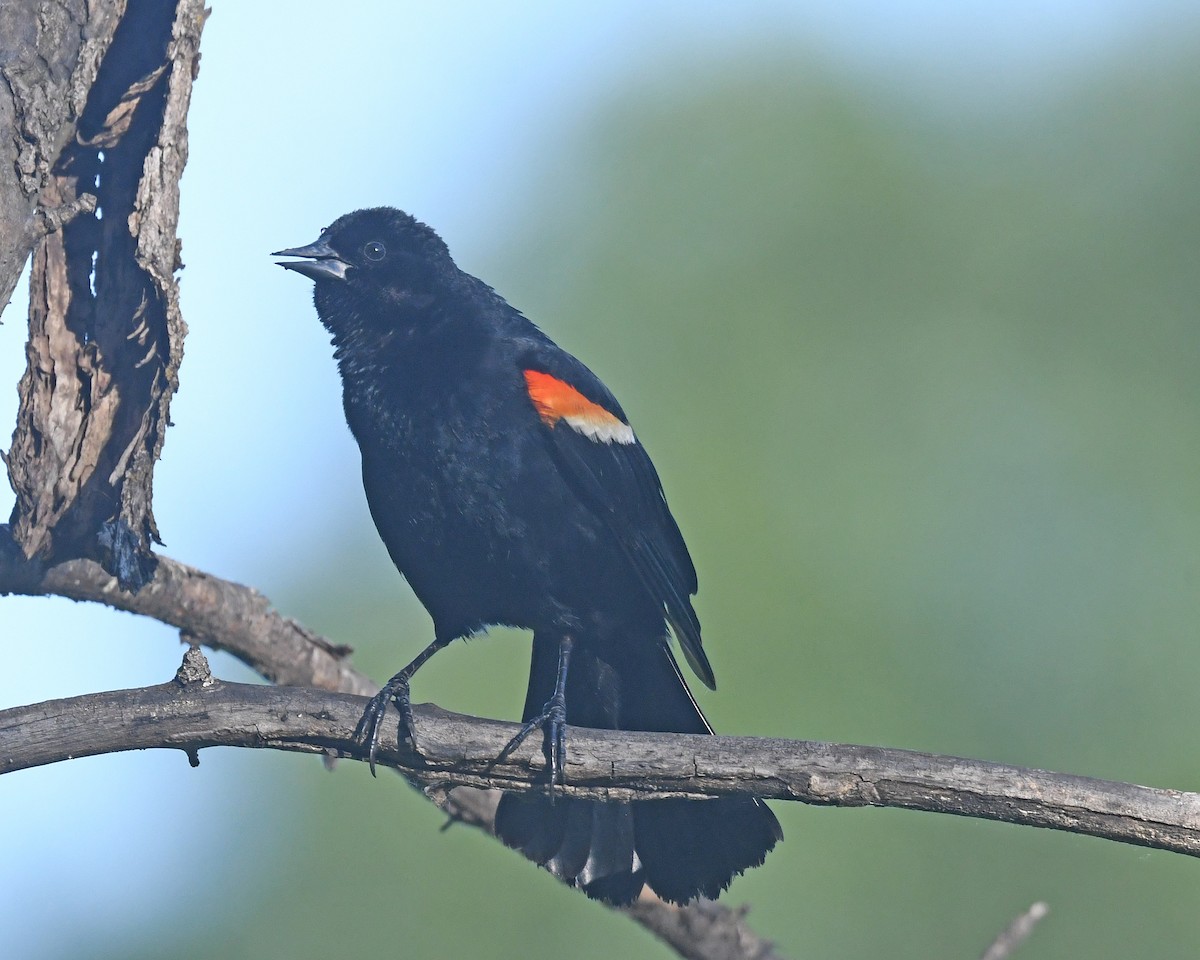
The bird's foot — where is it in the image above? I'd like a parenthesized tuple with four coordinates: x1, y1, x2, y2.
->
(494, 690, 568, 787)
(353, 673, 416, 777)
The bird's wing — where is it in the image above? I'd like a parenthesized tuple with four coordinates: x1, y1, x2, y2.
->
(516, 341, 715, 689)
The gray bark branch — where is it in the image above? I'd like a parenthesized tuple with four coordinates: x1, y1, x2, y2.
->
(4, 654, 1198, 861)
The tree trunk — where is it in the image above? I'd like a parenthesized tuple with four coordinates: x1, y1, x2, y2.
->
(1, 0, 205, 589)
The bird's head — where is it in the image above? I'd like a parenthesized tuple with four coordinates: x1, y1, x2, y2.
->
(274, 207, 456, 324)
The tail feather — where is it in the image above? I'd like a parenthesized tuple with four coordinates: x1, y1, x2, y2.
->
(494, 630, 781, 904)
(575, 802, 638, 887)
(635, 797, 781, 903)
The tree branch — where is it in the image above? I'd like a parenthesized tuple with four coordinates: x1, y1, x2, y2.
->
(8, 544, 1200, 960)
(4, 647, 1200, 862)
(0, 535, 366, 693)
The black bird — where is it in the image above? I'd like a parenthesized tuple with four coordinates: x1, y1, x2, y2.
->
(274, 208, 781, 904)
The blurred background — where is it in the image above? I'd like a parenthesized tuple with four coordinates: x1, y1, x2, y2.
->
(3, 1, 1200, 957)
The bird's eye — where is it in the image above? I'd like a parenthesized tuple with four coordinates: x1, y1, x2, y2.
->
(363, 240, 387, 261)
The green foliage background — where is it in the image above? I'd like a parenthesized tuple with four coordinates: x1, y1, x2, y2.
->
(108, 33, 1200, 960)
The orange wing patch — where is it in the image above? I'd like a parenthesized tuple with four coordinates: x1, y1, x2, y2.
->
(523, 370, 636, 445)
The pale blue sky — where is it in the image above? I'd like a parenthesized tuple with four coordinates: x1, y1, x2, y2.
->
(1, 2, 1195, 957)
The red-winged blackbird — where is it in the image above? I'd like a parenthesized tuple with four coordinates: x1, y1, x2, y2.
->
(274, 207, 781, 904)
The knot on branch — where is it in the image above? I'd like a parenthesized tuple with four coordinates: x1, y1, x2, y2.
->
(173, 644, 213, 688)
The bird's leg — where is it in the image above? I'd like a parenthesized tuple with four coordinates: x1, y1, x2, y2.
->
(495, 633, 573, 786)
(355, 635, 451, 776)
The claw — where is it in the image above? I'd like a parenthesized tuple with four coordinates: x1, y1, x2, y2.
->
(354, 636, 451, 776)
(353, 675, 414, 776)
(493, 634, 573, 787)
(495, 690, 569, 784)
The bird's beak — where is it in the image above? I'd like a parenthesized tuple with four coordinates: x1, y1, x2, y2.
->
(272, 236, 351, 281)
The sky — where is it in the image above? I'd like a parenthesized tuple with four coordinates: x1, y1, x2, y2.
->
(1, 2, 1197, 957)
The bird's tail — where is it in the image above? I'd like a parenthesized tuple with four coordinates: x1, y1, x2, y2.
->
(494, 631, 781, 904)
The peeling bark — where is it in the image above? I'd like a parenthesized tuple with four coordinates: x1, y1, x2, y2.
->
(3, 0, 205, 589)
(0, 0, 125, 310)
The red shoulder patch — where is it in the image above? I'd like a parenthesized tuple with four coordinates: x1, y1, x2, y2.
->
(523, 370, 636, 444)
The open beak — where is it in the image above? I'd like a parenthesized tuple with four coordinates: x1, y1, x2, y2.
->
(273, 235, 351, 281)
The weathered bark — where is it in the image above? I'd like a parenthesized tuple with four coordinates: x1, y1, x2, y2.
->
(5, 665, 1199, 861)
(0, 0, 124, 309)
(2, 0, 205, 590)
